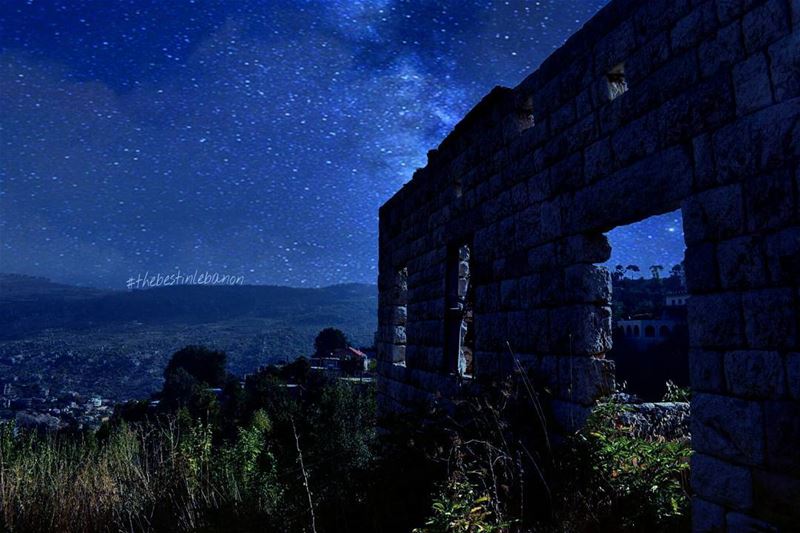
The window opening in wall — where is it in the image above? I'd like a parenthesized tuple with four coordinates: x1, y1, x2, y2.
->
(392, 267, 408, 367)
(602, 209, 688, 401)
(445, 243, 474, 377)
(606, 63, 627, 101)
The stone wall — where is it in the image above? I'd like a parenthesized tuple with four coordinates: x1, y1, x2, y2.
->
(376, 0, 800, 530)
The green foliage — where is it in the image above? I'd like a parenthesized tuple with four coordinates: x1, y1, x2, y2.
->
(164, 345, 227, 387)
(663, 380, 691, 402)
(314, 326, 348, 356)
(416, 477, 509, 533)
(565, 400, 692, 532)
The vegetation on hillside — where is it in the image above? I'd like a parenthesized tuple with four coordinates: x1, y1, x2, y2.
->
(0, 341, 691, 532)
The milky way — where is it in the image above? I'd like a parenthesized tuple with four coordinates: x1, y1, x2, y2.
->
(1, 0, 684, 288)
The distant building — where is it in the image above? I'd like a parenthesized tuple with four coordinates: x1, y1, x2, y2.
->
(310, 346, 369, 374)
(618, 294, 688, 343)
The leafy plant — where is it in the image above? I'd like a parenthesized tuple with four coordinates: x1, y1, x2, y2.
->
(662, 380, 691, 402)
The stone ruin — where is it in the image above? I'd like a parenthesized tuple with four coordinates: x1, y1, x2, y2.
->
(376, 0, 800, 530)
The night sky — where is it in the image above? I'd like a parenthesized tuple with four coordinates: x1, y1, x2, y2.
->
(0, 0, 685, 289)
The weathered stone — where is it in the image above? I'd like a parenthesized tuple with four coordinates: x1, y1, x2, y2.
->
(558, 356, 615, 405)
(742, 288, 797, 350)
(692, 497, 726, 533)
(684, 242, 719, 293)
(550, 399, 592, 433)
(506, 309, 549, 353)
(688, 293, 744, 348)
(563, 264, 611, 304)
(559, 234, 611, 265)
(717, 236, 769, 290)
(692, 393, 764, 465)
(713, 99, 800, 182)
(726, 512, 779, 533)
(692, 133, 717, 190)
(377, 2, 800, 523)
(733, 53, 774, 115)
(681, 185, 744, 245)
(717, 0, 761, 26)
(691, 349, 725, 393)
(550, 305, 612, 355)
(764, 400, 800, 476)
(724, 350, 785, 397)
(742, 0, 791, 53)
(769, 32, 800, 102)
(500, 278, 520, 310)
(671, 1, 718, 53)
(699, 19, 745, 78)
(744, 171, 795, 232)
(584, 138, 613, 184)
(787, 353, 800, 400)
(691, 452, 754, 510)
(752, 469, 800, 529)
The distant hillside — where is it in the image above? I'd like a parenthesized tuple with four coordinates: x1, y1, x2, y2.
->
(0, 274, 377, 400)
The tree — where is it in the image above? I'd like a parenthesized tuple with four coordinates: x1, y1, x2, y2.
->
(164, 345, 227, 388)
(650, 264, 664, 280)
(669, 263, 683, 279)
(314, 328, 348, 357)
(625, 264, 641, 278)
(613, 264, 626, 282)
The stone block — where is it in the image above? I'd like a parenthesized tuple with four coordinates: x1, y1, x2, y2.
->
(743, 0, 791, 53)
(514, 205, 542, 249)
(692, 133, 717, 191)
(744, 170, 795, 232)
(550, 399, 592, 434)
(626, 31, 670, 83)
(692, 393, 764, 465)
(475, 283, 500, 313)
(684, 242, 719, 293)
(724, 350, 785, 397)
(688, 293, 744, 349)
(518, 273, 542, 308)
(769, 32, 800, 102)
(733, 53, 774, 115)
(557, 356, 615, 405)
(549, 305, 612, 356)
(611, 112, 660, 168)
(584, 137, 613, 184)
(527, 169, 551, 202)
(699, 19, 745, 78)
(752, 470, 800, 529)
(691, 452, 753, 510)
(549, 151, 583, 195)
(681, 185, 744, 245)
(691, 349, 725, 393)
(716, 0, 761, 25)
(726, 512, 779, 533)
(787, 353, 800, 400)
(500, 279, 520, 310)
(717, 237, 769, 290)
(764, 400, 800, 476)
(692, 497, 726, 533)
(539, 199, 562, 241)
(563, 264, 611, 304)
(671, 1, 718, 53)
(527, 243, 557, 272)
(742, 288, 797, 350)
(558, 234, 611, 265)
(506, 309, 549, 353)
(713, 99, 800, 183)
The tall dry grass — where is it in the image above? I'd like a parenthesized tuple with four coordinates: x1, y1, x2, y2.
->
(0, 414, 281, 533)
